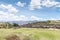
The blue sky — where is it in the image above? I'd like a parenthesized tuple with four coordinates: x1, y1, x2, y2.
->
(0, 0, 60, 21)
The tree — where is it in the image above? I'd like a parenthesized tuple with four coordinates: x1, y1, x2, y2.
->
(13, 23, 19, 27)
(47, 20, 51, 24)
(7, 22, 13, 28)
(0, 22, 13, 28)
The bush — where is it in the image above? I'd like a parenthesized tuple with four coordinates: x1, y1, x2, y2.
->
(13, 23, 19, 27)
(5, 33, 31, 40)
(5, 34, 20, 40)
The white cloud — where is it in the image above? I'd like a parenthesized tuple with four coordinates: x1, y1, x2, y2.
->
(0, 4, 18, 13)
(31, 16, 43, 21)
(0, 11, 46, 21)
(0, 11, 60, 21)
(0, 11, 28, 21)
(29, 0, 60, 10)
(56, 5, 60, 7)
(29, 0, 42, 10)
(16, 1, 26, 7)
(19, 15, 28, 21)
(0, 4, 29, 21)
(48, 18, 60, 20)
(31, 16, 60, 21)
(42, 0, 59, 7)
(7, 4, 18, 13)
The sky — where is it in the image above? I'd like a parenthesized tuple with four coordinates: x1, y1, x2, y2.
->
(0, 0, 60, 21)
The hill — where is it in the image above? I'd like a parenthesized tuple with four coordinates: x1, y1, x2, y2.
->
(0, 20, 60, 28)
(20, 20, 60, 28)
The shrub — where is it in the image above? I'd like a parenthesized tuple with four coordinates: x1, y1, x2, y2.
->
(5, 33, 31, 40)
(13, 23, 19, 27)
(5, 34, 20, 40)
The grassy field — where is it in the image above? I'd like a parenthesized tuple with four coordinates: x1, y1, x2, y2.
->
(0, 28, 60, 40)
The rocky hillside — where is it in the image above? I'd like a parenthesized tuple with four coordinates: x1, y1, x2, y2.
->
(20, 20, 60, 29)
(0, 20, 60, 29)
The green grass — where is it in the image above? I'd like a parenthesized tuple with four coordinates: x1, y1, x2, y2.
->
(0, 28, 60, 40)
